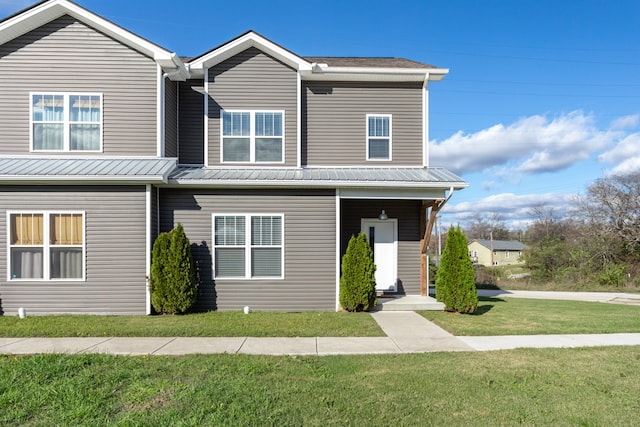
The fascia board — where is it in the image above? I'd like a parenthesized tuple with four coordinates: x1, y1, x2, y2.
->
(0, 176, 169, 184)
(301, 67, 449, 82)
(189, 32, 312, 74)
(168, 178, 468, 190)
(0, 0, 186, 78)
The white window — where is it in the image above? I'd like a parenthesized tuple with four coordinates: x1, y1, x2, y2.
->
(8, 212, 85, 281)
(366, 114, 392, 160)
(213, 214, 283, 279)
(31, 93, 102, 152)
(221, 110, 284, 163)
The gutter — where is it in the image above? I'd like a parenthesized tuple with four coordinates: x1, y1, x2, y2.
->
(167, 179, 468, 189)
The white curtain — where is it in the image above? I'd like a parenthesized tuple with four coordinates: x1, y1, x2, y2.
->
(11, 248, 44, 279)
(50, 248, 83, 279)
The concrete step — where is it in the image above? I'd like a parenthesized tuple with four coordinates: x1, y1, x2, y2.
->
(375, 295, 445, 311)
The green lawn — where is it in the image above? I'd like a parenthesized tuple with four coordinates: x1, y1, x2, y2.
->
(2, 347, 640, 426)
(0, 311, 383, 338)
(421, 296, 640, 336)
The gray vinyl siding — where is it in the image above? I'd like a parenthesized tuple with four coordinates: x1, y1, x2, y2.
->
(164, 78, 178, 158)
(178, 79, 205, 164)
(0, 15, 158, 156)
(341, 199, 421, 294)
(159, 188, 336, 311)
(0, 186, 148, 315)
(207, 47, 298, 167)
(303, 82, 424, 166)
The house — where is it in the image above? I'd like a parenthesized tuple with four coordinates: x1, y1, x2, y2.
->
(468, 239, 528, 267)
(0, 0, 467, 315)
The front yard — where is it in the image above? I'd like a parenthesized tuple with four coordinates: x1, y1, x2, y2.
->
(421, 296, 640, 335)
(2, 347, 640, 425)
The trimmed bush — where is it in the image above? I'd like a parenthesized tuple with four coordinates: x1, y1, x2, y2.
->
(150, 223, 197, 314)
(340, 233, 377, 312)
(436, 225, 477, 314)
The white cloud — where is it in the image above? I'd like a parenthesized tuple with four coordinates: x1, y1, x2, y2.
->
(598, 133, 640, 176)
(442, 192, 575, 228)
(430, 111, 615, 176)
(610, 114, 640, 131)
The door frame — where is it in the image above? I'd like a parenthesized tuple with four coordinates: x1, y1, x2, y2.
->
(361, 218, 398, 292)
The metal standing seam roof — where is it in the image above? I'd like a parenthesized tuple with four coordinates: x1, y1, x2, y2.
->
(303, 57, 439, 69)
(168, 166, 468, 188)
(471, 239, 529, 251)
(0, 157, 177, 182)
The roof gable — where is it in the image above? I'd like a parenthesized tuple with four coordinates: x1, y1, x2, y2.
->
(0, 0, 188, 80)
(188, 30, 311, 77)
(189, 30, 448, 83)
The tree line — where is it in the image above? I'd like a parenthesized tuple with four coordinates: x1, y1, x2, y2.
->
(449, 173, 640, 289)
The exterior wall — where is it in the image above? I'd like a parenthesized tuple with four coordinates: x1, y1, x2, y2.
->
(159, 188, 336, 311)
(341, 199, 421, 294)
(206, 47, 298, 167)
(164, 78, 178, 158)
(178, 79, 205, 164)
(493, 250, 524, 266)
(303, 82, 424, 166)
(468, 242, 525, 267)
(468, 242, 491, 266)
(0, 185, 148, 315)
(0, 15, 159, 156)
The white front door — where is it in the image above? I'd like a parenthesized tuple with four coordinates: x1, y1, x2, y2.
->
(361, 219, 397, 292)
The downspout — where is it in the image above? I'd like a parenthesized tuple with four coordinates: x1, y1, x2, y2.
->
(145, 184, 152, 314)
(422, 75, 429, 167)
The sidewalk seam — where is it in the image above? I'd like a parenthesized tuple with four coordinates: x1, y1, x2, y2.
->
(235, 337, 248, 354)
(0, 337, 30, 348)
(151, 337, 177, 355)
(79, 337, 114, 354)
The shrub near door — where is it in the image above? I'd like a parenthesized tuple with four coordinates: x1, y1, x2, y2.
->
(150, 224, 197, 314)
(340, 233, 377, 312)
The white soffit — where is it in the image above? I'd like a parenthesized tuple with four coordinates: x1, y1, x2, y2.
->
(0, 0, 188, 80)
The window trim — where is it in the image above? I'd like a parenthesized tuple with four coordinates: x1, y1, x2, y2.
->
(212, 213, 284, 280)
(366, 114, 392, 161)
(220, 109, 285, 164)
(29, 92, 103, 153)
(7, 210, 86, 282)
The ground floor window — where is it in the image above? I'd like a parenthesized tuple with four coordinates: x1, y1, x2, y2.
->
(8, 211, 85, 280)
(213, 214, 283, 279)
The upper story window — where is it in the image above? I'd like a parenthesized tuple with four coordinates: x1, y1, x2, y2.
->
(8, 211, 85, 281)
(221, 110, 284, 163)
(31, 93, 102, 152)
(366, 114, 392, 161)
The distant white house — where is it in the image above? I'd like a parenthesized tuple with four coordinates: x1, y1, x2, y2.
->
(468, 239, 528, 267)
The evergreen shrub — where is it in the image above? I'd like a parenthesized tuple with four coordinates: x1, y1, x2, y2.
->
(435, 225, 477, 314)
(150, 223, 197, 314)
(340, 233, 377, 312)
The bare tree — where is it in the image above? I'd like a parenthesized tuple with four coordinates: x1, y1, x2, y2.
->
(465, 212, 511, 240)
(525, 205, 564, 243)
(582, 174, 640, 250)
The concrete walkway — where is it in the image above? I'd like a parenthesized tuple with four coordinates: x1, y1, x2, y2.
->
(1, 306, 640, 355)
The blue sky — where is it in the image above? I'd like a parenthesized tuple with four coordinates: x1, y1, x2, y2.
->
(2, 0, 639, 230)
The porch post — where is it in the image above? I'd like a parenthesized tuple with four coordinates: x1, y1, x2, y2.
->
(420, 203, 427, 296)
(420, 200, 443, 296)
